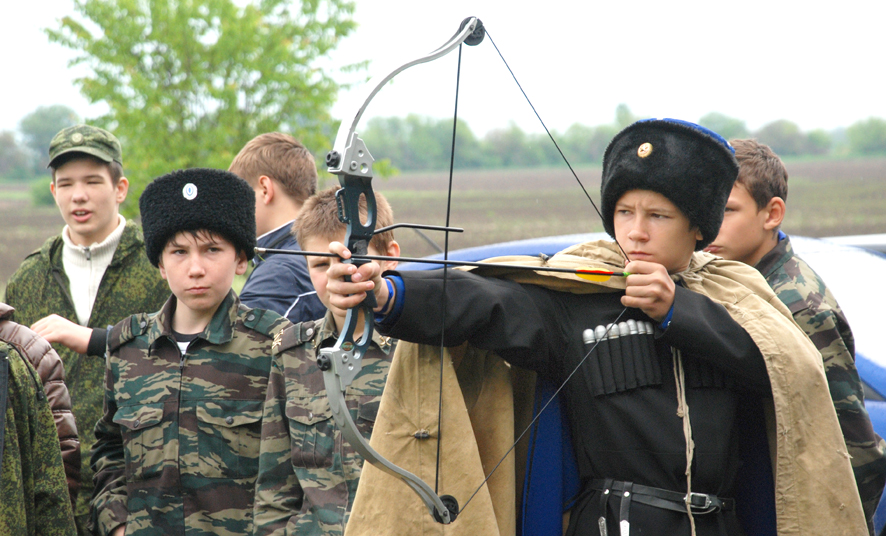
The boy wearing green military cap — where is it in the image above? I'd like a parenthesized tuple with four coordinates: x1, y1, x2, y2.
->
(3, 124, 167, 535)
(90, 168, 288, 536)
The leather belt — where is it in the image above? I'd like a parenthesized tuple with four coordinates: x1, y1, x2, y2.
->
(590, 479, 734, 536)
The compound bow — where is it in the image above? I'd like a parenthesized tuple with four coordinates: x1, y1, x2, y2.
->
(316, 16, 486, 525)
(312, 15, 625, 527)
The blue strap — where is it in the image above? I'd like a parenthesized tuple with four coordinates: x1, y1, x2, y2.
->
(518, 377, 581, 536)
(659, 305, 675, 330)
(375, 275, 406, 328)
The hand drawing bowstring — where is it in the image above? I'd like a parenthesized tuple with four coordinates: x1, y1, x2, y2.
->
(283, 16, 632, 525)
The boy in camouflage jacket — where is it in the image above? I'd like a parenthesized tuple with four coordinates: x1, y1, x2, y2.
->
(3, 124, 168, 535)
(705, 139, 886, 533)
(90, 169, 288, 536)
(253, 186, 400, 536)
(1, 337, 77, 536)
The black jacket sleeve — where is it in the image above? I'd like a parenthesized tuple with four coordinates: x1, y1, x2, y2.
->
(661, 286, 770, 390)
(383, 269, 770, 390)
(381, 269, 555, 370)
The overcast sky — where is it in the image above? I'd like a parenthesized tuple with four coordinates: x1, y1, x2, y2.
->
(3, 0, 885, 139)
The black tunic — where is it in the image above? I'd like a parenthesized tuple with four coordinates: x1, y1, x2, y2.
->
(381, 269, 770, 536)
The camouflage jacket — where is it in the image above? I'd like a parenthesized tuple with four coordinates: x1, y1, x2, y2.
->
(253, 311, 394, 536)
(0, 342, 77, 536)
(91, 292, 286, 536)
(0, 302, 80, 503)
(3, 220, 168, 532)
(757, 235, 886, 528)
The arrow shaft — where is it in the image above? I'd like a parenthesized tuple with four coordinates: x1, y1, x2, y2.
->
(254, 247, 629, 277)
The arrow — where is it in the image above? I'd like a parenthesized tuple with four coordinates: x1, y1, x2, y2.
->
(254, 247, 630, 282)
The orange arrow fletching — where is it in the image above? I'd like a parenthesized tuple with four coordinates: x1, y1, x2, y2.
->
(575, 269, 631, 282)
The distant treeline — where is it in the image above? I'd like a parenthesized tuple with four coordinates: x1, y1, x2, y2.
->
(361, 105, 886, 172)
(5, 104, 886, 181)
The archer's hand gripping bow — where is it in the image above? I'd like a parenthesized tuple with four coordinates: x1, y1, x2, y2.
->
(317, 16, 486, 525)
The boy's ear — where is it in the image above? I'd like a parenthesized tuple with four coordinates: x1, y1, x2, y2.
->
(762, 197, 786, 231)
(234, 250, 250, 275)
(379, 240, 401, 271)
(115, 176, 130, 204)
(158, 258, 168, 281)
(257, 175, 275, 205)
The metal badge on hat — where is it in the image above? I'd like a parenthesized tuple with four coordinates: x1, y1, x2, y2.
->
(182, 183, 198, 200)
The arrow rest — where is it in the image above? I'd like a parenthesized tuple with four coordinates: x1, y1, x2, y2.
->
(334, 186, 349, 224)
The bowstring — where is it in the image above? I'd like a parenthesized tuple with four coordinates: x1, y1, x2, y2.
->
(484, 30, 629, 261)
(456, 29, 636, 515)
(461, 309, 628, 512)
(370, 19, 635, 519)
(434, 42, 464, 495)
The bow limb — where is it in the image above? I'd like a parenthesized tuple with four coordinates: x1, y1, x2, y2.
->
(321, 370, 455, 522)
(317, 16, 486, 526)
(328, 15, 485, 170)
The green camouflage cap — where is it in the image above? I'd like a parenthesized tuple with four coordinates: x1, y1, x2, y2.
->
(48, 124, 122, 168)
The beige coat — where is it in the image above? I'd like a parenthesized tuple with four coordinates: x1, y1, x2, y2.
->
(344, 240, 866, 536)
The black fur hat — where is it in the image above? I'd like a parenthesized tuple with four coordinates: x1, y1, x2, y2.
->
(600, 118, 739, 250)
(140, 168, 256, 267)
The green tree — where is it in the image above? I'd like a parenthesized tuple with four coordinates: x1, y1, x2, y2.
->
(362, 115, 483, 171)
(19, 105, 80, 171)
(846, 117, 886, 155)
(754, 119, 806, 156)
(804, 129, 832, 156)
(534, 130, 563, 167)
(31, 180, 58, 207)
(561, 123, 595, 164)
(698, 112, 749, 141)
(47, 0, 358, 216)
(615, 103, 638, 129)
(590, 125, 618, 162)
(483, 122, 545, 168)
(0, 131, 32, 179)
(560, 123, 615, 166)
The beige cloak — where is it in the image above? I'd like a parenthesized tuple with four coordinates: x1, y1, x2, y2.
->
(344, 240, 866, 536)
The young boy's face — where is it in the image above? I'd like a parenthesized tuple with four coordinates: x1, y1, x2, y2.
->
(51, 157, 128, 247)
(159, 231, 248, 322)
(613, 189, 702, 274)
(704, 184, 774, 266)
(303, 234, 399, 317)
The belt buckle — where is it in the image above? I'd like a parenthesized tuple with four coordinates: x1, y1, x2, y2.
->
(686, 492, 716, 514)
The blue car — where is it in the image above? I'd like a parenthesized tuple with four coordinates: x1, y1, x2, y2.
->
(400, 233, 886, 534)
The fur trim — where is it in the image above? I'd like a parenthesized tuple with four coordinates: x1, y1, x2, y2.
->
(601, 119, 738, 250)
(139, 168, 256, 266)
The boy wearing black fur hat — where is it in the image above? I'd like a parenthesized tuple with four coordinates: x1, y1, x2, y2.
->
(324, 119, 866, 535)
(90, 169, 288, 536)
